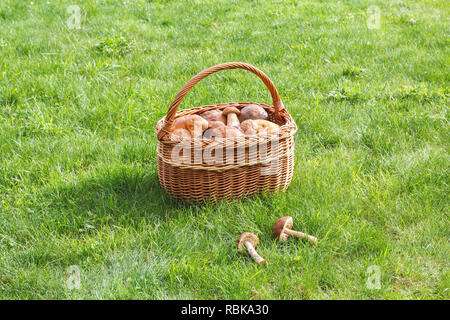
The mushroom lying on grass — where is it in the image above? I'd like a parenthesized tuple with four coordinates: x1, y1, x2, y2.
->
(273, 216, 318, 245)
(237, 232, 268, 265)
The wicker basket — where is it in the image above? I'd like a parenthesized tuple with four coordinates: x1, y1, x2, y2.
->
(156, 62, 297, 202)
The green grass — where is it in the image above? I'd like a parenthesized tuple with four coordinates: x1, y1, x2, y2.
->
(0, 0, 448, 299)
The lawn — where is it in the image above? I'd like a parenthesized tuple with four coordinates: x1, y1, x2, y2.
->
(0, 0, 448, 299)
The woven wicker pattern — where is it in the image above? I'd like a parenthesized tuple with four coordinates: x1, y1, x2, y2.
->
(156, 62, 297, 202)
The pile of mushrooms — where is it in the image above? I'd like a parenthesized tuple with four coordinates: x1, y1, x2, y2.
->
(168, 104, 280, 141)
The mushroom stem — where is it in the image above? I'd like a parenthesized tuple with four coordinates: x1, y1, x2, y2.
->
(244, 241, 267, 265)
(284, 228, 318, 245)
(227, 113, 240, 128)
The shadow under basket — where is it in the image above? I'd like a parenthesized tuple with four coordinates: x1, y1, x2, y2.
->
(156, 62, 297, 202)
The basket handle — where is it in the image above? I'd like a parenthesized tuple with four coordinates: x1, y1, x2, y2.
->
(157, 62, 284, 139)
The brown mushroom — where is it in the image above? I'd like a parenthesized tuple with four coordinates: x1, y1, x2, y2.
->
(237, 232, 267, 265)
(203, 122, 223, 139)
(170, 115, 208, 139)
(273, 216, 317, 245)
(222, 107, 241, 128)
(253, 120, 280, 133)
(199, 110, 226, 125)
(240, 119, 280, 135)
(224, 126, 244, 138)
(203, 125, 244, 140)
(169, 128, 191, 141)
(239, 104, 268, 122)
(240, 119, 258, 136)
(208, 120, 226, 129)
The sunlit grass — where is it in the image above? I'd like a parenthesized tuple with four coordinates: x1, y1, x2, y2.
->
(0, 0, 448, 299)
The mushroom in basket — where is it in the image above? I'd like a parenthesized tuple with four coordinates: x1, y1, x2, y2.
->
(240, 119, 280, 136)
(238, 104, 268, 122)
(222, 106, 241, 128)
(203, 120, 244, 139)
(170, 128, 191, 141)
(199, 109, 226, 125)
(168, 115, 208, 140)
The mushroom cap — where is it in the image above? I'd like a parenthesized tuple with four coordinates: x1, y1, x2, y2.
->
(239, 104, 268, 122)
(208, 120, 226, 129)
(240, 119, 258, 133)
(253, 119, 280, 132)
(200, 110, 227, 124)
(203, 126, 225, 139)
(237, 232, 259, 252)
(273, 216, 293, 241)
(241, 119, 279, 135)
(223, 106, 241, 116)
(171, 115, 208, 138)
(203, 125, 244, 139)
(195, 115, 211, 130)
(169, 128, 191, 141)
(225, 126, 244, 138)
